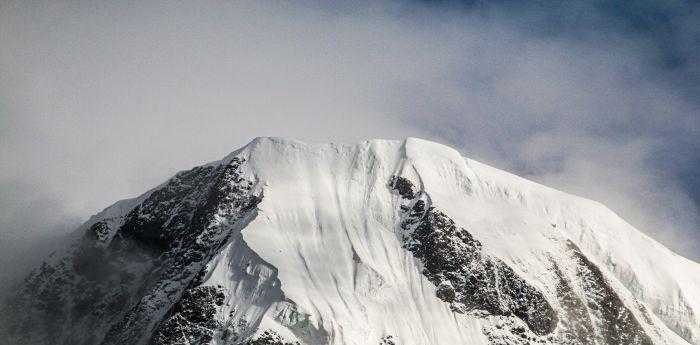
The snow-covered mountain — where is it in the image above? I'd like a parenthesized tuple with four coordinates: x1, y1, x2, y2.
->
(2, 137, 699, 345)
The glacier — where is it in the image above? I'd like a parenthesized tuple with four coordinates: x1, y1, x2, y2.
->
(1, 137, 698, 345)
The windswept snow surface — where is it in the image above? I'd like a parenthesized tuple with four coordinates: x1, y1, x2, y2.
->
(239, 137, 699, 345)
(2, 137, 699, 345)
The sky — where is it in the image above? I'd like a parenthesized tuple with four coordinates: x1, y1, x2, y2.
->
(1, 0, 698, 293)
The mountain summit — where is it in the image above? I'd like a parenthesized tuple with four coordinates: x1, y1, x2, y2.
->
(2, 137, 699, 345)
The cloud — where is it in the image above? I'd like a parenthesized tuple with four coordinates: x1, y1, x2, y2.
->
(0, 0, 698, 292)
(369, 0, 700, 258)
(0, 180, 81, 298)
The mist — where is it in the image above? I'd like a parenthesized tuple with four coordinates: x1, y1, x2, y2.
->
(1, 0, 698, 295)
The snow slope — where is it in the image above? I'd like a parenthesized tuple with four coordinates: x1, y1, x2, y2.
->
(238, 137, 699, 345)
(2, 137, 698, 345)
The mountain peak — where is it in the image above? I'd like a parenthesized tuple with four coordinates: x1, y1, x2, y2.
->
(2, 138, 699, 345)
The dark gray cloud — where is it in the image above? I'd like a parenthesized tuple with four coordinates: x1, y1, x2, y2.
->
(0, 0, 698, 290)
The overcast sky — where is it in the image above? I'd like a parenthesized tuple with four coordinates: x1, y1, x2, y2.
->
(1, 0, 698, 292)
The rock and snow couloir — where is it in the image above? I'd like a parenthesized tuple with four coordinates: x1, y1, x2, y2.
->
(2, 137, 699, 345)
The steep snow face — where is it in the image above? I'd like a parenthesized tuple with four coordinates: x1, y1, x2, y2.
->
(239, 138, 491, 345)
(237, 138, 699, 345)
(2, 137, 699, 345)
